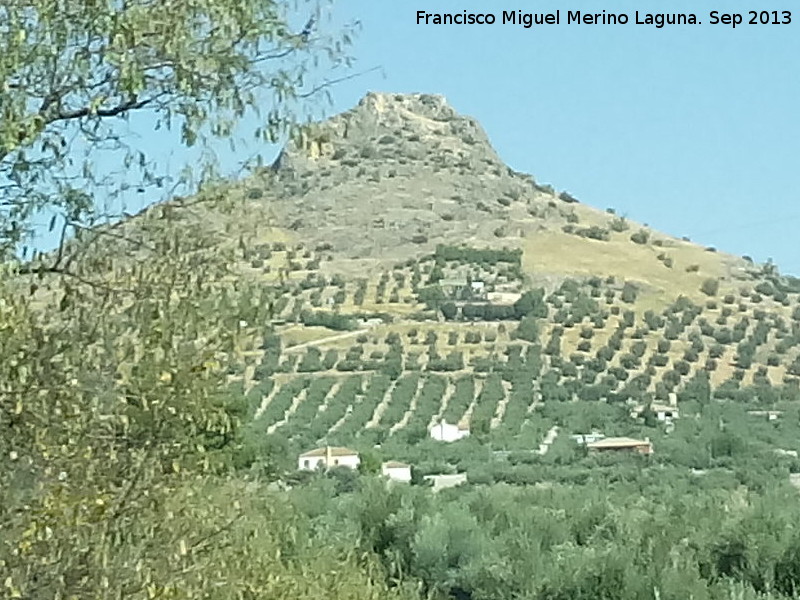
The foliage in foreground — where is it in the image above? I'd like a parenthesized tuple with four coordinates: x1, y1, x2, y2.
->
(0, 210, 415, 598)
(289, 468, 800, 600)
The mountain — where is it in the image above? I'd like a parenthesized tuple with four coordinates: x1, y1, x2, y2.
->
(23, 91, 800, 459)
(218, 91, 757, 300)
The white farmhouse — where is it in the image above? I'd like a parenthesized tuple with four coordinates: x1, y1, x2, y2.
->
(429, 420, 470, 443)
(381, 461, 412, 483)
(298, 446, 360, 471)
(424, 473, 468, 492)
(571, 432, 606, 445)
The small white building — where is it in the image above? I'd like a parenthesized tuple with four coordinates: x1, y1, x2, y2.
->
(429, 420, 470, 443)
(571, 432, 606, 445)
(747, 410, 783, 421)
(630, 403, 680, 423)
(775, 449, 799, 458)
(381, 461, 412, 483)
(298, 446, 360, 471)
(424, 473, 468, 492)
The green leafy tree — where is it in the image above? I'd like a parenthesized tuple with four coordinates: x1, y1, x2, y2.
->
(513, 288, 548, 319)
(0, 221, 289, 595)
(0, 2, 372, 596)
(418, 286, 446, 311)
(514, 315, 541, 343)
(621, 281, 639, 303)
(440, 301, 458, 320)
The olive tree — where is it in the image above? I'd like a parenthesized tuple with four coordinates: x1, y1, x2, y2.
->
(0, 0, 358, 258)
(0, 1, 367, 596)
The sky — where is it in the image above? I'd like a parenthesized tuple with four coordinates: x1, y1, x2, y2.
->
(31, 0, 800, 275)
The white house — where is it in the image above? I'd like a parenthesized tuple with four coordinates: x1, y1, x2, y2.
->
(571, 432, 605, 445)
(429, 420, 470, 442)
(298, 446, 360, 471)
(630, 403, 680, 423)
(654, 404, 679, 422)
(469, 281, 487, 299)
(381, 461, 412, 483)
(747, 410, 783, 421)
(424, 473, 468, 492)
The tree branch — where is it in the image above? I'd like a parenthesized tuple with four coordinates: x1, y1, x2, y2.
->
(55, 95, 159, 121)
(297, 66, 381, 99)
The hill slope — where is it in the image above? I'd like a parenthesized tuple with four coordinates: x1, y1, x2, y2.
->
(24, 91, 800, 462)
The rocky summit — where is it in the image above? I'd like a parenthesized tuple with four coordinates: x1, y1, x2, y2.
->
(258, 91, 545, 261)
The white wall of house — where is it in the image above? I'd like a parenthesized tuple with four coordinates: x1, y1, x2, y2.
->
(571, 433, 605, 445)
(298, 450, 360, 471)
(429, 421, 470, 442)
(382, 464, 412, 482)
(424, 473, 468, 492)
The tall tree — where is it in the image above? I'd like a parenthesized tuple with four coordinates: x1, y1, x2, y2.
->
(0, 1, 367, 596)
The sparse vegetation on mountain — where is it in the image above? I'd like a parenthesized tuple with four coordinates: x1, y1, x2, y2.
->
(702, 277, 722, 296)
(630, 229, 650, 244)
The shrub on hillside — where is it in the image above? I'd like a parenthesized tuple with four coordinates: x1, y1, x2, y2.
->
(700, 278, 720, 297)
(559, 191, 579, 203)
(621, 282, 639, 304)
(610, 216, 629, 232)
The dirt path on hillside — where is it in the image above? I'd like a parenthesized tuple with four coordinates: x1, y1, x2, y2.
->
(267, 388, 307, 434)
(490, 379, 513, 430)
(459, 378, 483, 428)
(366, 377, 401, 429)
(390, 378, 424, 433)
(429, 378, 455, 429)
(538, 426, 560, 455)
(284, 329, 367, 353)
(254, 384, 279, 419)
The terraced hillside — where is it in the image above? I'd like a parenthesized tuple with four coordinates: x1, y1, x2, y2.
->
(24, 92, 800, 465)
(226, 239, 800, 458)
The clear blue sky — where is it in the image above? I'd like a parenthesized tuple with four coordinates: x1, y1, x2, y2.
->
(36, 0, 800, 275)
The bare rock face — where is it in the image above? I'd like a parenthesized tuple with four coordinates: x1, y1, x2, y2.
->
(262, 92, 551, 260)
(277, 92, 501, 169)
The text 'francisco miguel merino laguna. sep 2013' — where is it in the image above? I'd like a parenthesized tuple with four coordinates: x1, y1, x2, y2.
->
(415, 9, 793, 29)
